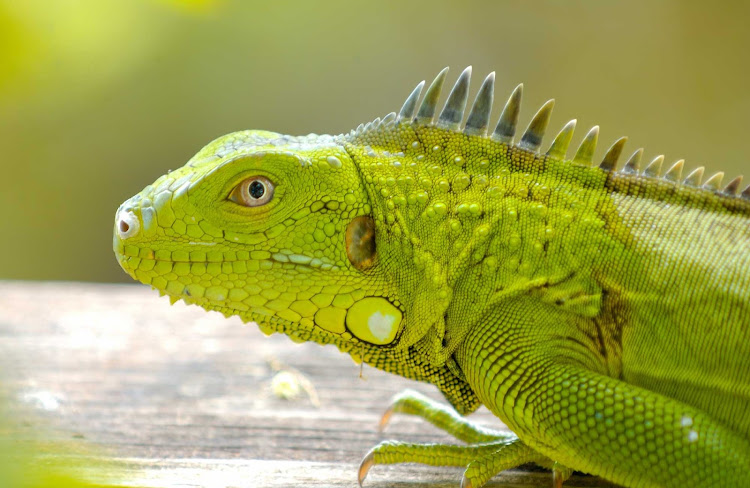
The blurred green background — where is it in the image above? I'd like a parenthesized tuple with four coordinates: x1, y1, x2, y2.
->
(1, 0, 748, 283)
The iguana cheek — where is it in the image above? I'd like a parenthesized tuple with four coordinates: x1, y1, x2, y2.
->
(345, 297, 402, 345)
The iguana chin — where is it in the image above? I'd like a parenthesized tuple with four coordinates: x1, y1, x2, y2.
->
(113, 66, 750, 487)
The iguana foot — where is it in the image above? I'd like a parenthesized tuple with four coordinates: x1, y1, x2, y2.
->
(359, 438, 541, 487)
(460, 438, 545, 488)
(361, 389, 562, 487)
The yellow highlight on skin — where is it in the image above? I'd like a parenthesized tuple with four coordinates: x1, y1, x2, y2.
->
(346, 297, 401, 345)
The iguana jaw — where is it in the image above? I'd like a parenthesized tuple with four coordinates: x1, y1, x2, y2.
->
(114, 233, 473, 406)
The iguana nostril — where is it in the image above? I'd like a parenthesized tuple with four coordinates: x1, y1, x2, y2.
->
(116, 209, 140, 240)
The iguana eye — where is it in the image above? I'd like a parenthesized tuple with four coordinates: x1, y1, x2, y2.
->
(229, 176, 274, 207)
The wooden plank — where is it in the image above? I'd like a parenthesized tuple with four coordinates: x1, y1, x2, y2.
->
(0, 281, 616, 487)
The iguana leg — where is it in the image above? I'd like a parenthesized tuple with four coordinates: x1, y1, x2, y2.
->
(379, 388, 508, 443)
(358, 437, 547, 487)
(530, 365, 750, 486)
(458, 298, 750, 487)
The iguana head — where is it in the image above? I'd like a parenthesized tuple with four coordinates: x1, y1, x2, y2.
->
(113, 128, 480, 412)
(114, 129, 387, 340)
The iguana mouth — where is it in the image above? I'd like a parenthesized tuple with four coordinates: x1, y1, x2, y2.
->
(115, 242, 334, 269)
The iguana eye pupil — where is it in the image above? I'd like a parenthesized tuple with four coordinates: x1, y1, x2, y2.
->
(249, 180, 265, 199)
(228, 175, 274, 207)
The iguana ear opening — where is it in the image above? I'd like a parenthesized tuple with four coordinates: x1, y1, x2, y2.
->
(346, 215, 377, 271)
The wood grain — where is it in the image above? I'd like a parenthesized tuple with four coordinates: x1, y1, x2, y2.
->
(0, 281, 615, 487)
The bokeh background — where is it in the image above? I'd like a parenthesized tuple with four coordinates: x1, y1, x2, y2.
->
(1, 0, 748, 283)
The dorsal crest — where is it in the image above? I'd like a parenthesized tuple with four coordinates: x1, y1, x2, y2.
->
(347, 67, 749, 202)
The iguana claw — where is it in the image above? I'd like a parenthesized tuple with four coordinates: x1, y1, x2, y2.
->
(377, 389, 416, 434)
(552, 462, 572, 488)
(377, 406, 395, 433)
(358, 449, 375, 487)
(553, 470, 564, 488)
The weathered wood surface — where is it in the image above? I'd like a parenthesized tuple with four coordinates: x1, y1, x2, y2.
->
(0, 281, 615, 487)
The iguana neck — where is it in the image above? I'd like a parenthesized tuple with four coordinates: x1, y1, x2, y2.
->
(344, 125, 629, 367)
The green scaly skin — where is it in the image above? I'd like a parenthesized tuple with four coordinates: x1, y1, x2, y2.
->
(113, 67, 750, 487)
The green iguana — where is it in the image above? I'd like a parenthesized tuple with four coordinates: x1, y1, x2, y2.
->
(113, 67, 750, 487)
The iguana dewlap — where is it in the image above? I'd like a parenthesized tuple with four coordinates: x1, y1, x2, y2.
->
(114, 67, 750, 487)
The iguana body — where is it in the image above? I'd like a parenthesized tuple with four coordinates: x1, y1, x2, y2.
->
(113, 67, 750, 487)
